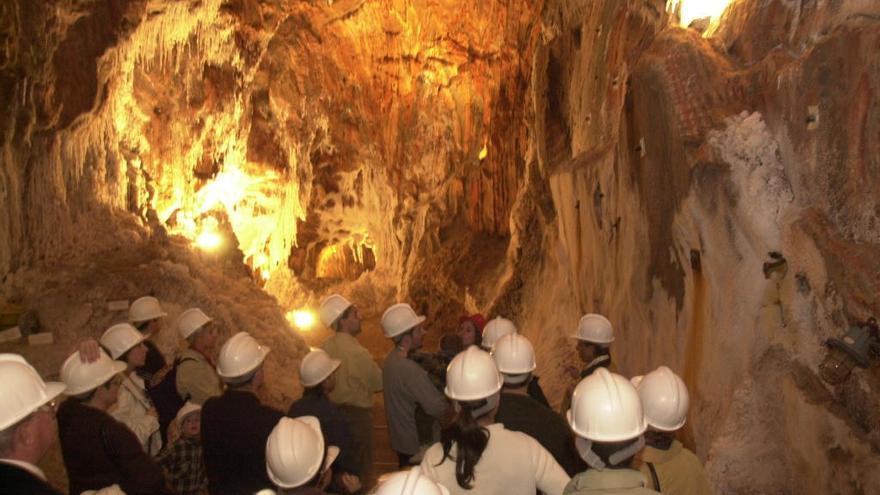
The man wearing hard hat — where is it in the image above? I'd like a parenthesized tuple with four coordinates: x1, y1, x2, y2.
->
(175, 307, 223, 405)
(381, 303, 450, 467)
(201, 331, 283, 495)
(56, 348, 170, 495)
(0, 354, 66, 495)
(318, 294, 382, 479)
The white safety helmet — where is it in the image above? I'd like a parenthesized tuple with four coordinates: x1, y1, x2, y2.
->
(299, 349, 341, 388)
(567, 368, 646, 442)
(178, 308, 212, 340)
(445, 346, 503, 401)
(100, 323, 146, 360)
(0, 354, 66, 430)
(319, 294, 352, 328)
(217, 332, 271, 381)
(175, 401, 202, 424)
(480, 317, 517, 350)
(266, 416, 339, 489)
(635, 366, 690, 431)
(491, 333, 537, 384)
(381, 303, 426, 339)
(572, 313, 614, 345)
(128, 296, 167, 324)
(60, 349, 127, 397)
(375, 467, 451, 495)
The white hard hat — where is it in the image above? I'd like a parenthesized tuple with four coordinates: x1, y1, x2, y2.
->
(299, 349, 341, 387)
(178, 308, 212, 340)
(319, 294, 352, 327)
(480, 317, 517, 350)
(566, 368, 646, 442)
(100, 323, 146, 360)
(635, 366, 690, 431)
(266, 416, 339, 489)
(375, 467, 451, 495)
(128, 296, 167, 323)
(217, 332, 271, 380)
(60, 349, 127, 396)
(572, 313, 614, 345)
(0, 354, 66, 430)
(175, 401, 202, 424)
(381, 303, 426, 339)
(491, 333, 536, 384)
(445, 346, 503, 401)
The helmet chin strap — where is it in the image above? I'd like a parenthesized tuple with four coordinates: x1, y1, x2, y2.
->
(453, 392, 500, 418)
(472, 393, 500, 418)
(575, 435, 645, 470)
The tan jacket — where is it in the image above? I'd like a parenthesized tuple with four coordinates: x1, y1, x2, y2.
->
(176, 349, 222, 405)
(564, 468, 659, 495)
(322, 332, 382, 408)
(635, 440, 713, 495)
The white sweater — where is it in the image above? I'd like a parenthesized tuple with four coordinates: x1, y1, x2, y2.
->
(110, 372, 162, 455)
(420, 423, 570, 495)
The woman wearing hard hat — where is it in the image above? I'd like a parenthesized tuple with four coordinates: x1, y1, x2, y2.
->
(99, 323, 163, 455)
(419, 346, 570, 495)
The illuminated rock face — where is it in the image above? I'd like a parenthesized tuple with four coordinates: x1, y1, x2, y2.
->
(1, 0, 879, 492)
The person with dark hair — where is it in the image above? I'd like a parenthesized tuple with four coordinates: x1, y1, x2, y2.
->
(57, 349, 171, 495)
(381, 303, 451, 467)
(100, 323, 162, 455)
(128, 296, 169, 381)
(318, 294, 382, 479)
(458, 314, 485, 348)
(0, 354, 67, 495)
(202, 332, 282, 495)
(288, 349, 361, 494)
(562, 314, 616, 414)
(260, 416, 341, 495)
(492, 334, 581, 476)
(564, 368, 658, 494)
(420, 346, 569, 495)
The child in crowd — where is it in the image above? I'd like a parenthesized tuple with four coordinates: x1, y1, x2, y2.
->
(158, 402, 208, 495)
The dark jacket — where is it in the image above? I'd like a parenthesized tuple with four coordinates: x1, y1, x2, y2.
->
(139, 339, 167, 382)
(527, 376, 551, 408)
(496, 391, 582, 476)
(202, 389, 284, 495)
(57, 399, 171, 495)
(0, 462, 64, 495)
(288, 393, 356, 474)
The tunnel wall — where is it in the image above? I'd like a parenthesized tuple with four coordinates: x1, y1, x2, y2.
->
(512, 0, 880, 492)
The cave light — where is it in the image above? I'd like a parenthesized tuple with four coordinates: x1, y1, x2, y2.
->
(195, 227, 222, 251)
(668, 0, 734, 29)
(479, 143, 488, 161)
(287, 309, 317, 331)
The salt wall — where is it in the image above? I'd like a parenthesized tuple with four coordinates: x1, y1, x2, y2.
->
(1, 0, 878, 492)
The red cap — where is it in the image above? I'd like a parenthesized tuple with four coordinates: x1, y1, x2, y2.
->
(459, 313, 487, 331)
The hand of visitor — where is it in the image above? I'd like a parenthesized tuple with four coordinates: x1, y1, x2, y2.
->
(340, 473, 362, 493)
(78, 339, 101, 362)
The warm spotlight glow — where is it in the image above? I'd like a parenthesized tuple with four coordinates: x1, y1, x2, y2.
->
(478, 144, 488, 161)
(195, 228, 222, 251)
(287, 309, 316, 330)
(669, 0, 734, 28)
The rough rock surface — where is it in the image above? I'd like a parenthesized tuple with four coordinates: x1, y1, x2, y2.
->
(1, 0, 879, 492)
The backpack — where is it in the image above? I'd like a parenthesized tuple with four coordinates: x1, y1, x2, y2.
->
(146, 356, 195, 442)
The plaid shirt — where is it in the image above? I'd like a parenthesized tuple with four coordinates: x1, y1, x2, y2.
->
(157, 436, 208, 495)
